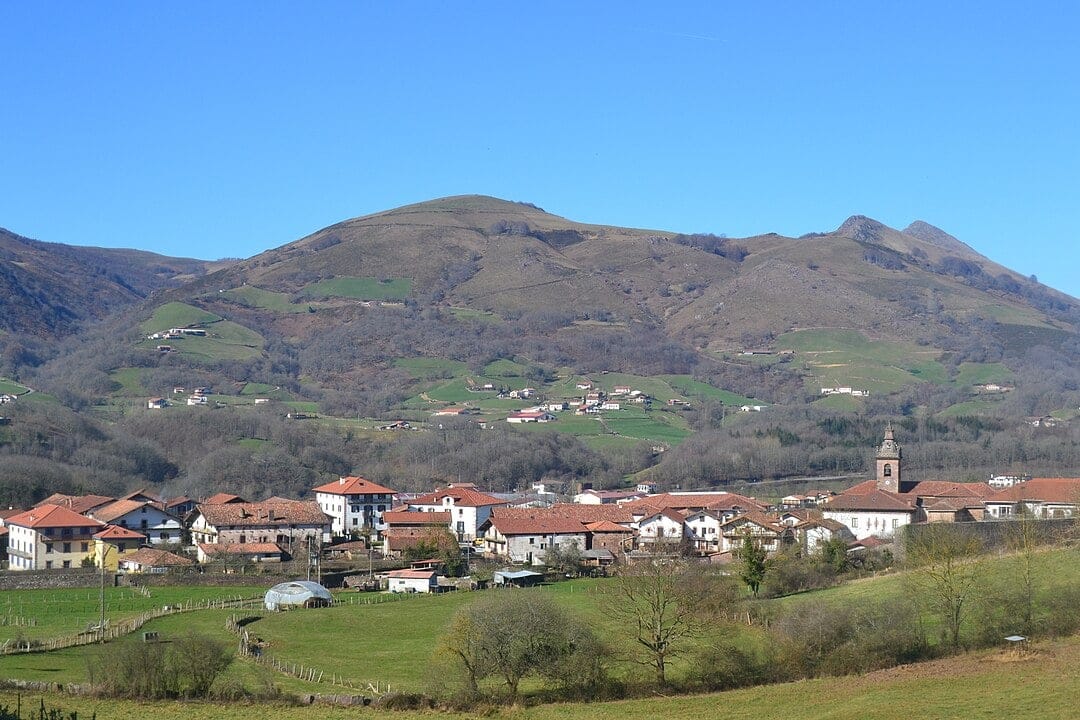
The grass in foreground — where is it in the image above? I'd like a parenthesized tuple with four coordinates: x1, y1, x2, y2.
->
(4, 635, 1079, 720)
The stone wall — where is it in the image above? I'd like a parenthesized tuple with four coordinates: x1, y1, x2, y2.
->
(0, 569, 104, 591)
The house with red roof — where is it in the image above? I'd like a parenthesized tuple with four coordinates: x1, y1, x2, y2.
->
(92, 525, 147, 569)
(480, 515, 589, 566)
(6, 504, 105, 570)
(983, 478, 1080, 520)
(313, 475, 398, 537)
(637, 508, 688, 548)
(118, 547, 194, 573)
(386, 568, 438, 593)
(408, 483, 509, 542)
(719, 512, 791, 554)
(381, 511, 453, 556)
(88, 500, 183, 545)
(821, 489, 917, 540)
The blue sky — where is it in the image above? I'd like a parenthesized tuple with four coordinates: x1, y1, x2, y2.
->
(1, 3, 1077, 297)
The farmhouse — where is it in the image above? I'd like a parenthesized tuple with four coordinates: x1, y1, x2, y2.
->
(92, 525, 147, 569)
(408, 483, 508, 542)
(719, 512, 790, 554)
(147, 397, 167, 409)
(637, 508, 687, 547)
(5, 504, 104, 570)
(983, 478, 1080, 519)
(481, 515, 588, 566)
(313, 475, 397, 537)
(88, 500, 183, 545)
(380, 511, 453, 556)
(506, 411, 556, 423)
(189, 500, 331, 550)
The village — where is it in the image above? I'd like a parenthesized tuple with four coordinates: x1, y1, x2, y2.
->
(2, 426, 1077, 596)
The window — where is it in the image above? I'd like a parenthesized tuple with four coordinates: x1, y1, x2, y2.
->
(63, 542, 71, 553)
(892, 519, 899, 528)
(62, 560, 71, 568)
(352, 518, 358, 526)
(81, 542, 88, 552)
(45, 543, 53, 554)
(851, 517, 859, 528)
(883, 463, 892, 477)
(45, 561, 53, 569)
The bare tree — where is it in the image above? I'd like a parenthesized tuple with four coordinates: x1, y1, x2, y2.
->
(906, 525, 984, 649)
(602, 546, 717, 686)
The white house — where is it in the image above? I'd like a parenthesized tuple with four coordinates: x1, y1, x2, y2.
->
(5, 505, 104, 570)
(600, 402, 621, 411)
(683, 509, 723, 554)
(408, 483, 509, 542)
(506, 411, 556, 424)
(88, 500, 183, 545)
(313, 475, 398, 537)
(983, 478, 1080, 519)
(637, 509, 686, 546)
(386, 569, 437, 593)
(821, 490, 917, 540)
(147, 398, 167, 409)
(718, 513, 789, 554)
(186, 395, 208, 406)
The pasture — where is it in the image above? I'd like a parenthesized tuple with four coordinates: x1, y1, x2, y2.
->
(301, 277, 412, 301)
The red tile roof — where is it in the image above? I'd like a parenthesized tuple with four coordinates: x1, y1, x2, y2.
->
(203, 493, 246, 505)
(622, 492, 765, 514)
(35, 494, 115, 515)
(986, 478, 1080, 504)
(121, 548, 193, 567)
(313, 476, 398, 496)
(381, 511, 451, 525)
(89, 499, 148, 524)
(195, 501, 330, 528)
(492, 504, 635, 524)
(410, 486, 507, 508)
(584, 520, 634, 533)
(198, 542, 285, 556)
(94, 525, 147, 541)
(826, 489, 916, 512)
(386, 569, 436, 579)
(7, 504, 106, 530)
(488, 516, 589, 536)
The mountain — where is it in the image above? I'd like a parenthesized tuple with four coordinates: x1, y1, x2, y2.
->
(0, 227, 220, 336)
(4, 195, 1080, 505)
(165, 195, 1079, 353)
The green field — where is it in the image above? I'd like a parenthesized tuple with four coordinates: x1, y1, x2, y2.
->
(953, 362, 1014, 387)
(139, 302, 222, 334)
(660, 375, 756, 405)
(776, 329, 948, 394)
(483, 358, 529, 377)
(301, 277, 412, 300)
(394, 357, 469, 380)
(938, 399, 1005, 417)
(0, 378, 30, 396)
(219, 285, 311, 313)
(7, 633, 1080, 720)
(0, 586, 264, 643)
(108, 368, 148, 397)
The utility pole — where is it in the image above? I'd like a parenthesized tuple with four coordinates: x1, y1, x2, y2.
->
(99, 545, 110, 643)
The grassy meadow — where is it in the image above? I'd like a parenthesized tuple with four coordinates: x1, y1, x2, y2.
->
(301, 277, 412, 301)
(4, 634, 1080, 720)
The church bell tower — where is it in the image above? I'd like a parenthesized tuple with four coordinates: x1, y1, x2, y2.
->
(875, 424, 902, 492)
